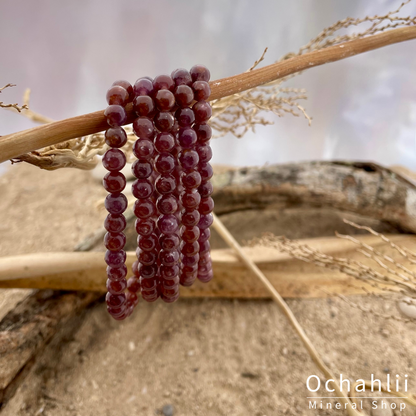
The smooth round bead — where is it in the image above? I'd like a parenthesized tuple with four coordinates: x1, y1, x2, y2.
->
(157, 195, 178, 215)
(196, 144, 213, 163)
(182, 254, 200, 267)
(135, 218, 156, 236)
(105, 193, 128, 215)
(160, 264, 180, 279)
(162, 275, 180, 287)
(175, 85, 194, 107)
(178, 128, 197, 149)
(160, 249, 180, 266)
(182, 264, 198, 275)
(105, 127, 128, 148)
(153, 74, 175, 92)
(182, 226, 200, 243)
(105, 214, 126, 233)
(198, 231, 211, 248)
(160, 234, 180, 251)
(182, 241, 200, 256)
(126, 291, 139, 308)
(161, 285, 179, 297)
(198, 251, 211, 265)
(105, 105, 127, 127)
(133, 139, 154, 160)
(157, 215, 179, 235)
(138, 234, 158, 252)
(199, 181, 213, 198)
(106, 278, 127, 295)
(133, 117, 154, 139)
(134, 78, 155, 97)
(192, 81, 211, 101)
(102, 149, 126, 172)
(193, 101, 212, 123)
(107, 264, 127, 280)
(182, 191, 201, 210)
(182, 210, 200, 227)
(112, 80, 133, 101)
(106, 86, 129, 106)
(155, 153, 175, 174)
(133, 198, 156, 219)
(104, 232, 126, 251)
(132, 179, 154, 199)
(138, 249, 158, 266)
(198, 261, 212, 274)
(194, 123, 212, 142)
(190, 65, 210, 82)
(161, 292, 180, 303)
(132, 160, 152, 179)
(127, 276, 141, 293)
(198, 213, 214, 230)
(198, 269, 213, 283)
(155, 174, 176, 194)
(140, 277, 157, 290)
(154, 133, 175, 153)
(106, 292, 127, 308)
(180, 273, 197, 287)
(171, 68, 192, 86)
(132, 259, 140, 276)
(107, 305, 126, 319)
(175, 108, 195, 127)
(105, 250, 126, 268)
(134, 95, 155, 117)
(140, 264, 158, 279)
(154, 112, 175, 132)
(199, 197, 214, 215)
(182, 171, 201, 189)
(179, 150, 199, 171)
(141, 290, 159, 302)
(155, 89, 175, 111)
(103, 171, 126, 193)
(199, 163, 214, 182)
(199, 240, 211, 254)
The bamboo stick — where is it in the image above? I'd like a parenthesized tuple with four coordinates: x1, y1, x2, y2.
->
(0, 27, 415, 162)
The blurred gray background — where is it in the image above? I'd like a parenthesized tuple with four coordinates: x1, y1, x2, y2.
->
(1, 0, 416, 168)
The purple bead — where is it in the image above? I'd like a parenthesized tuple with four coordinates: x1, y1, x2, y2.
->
(194, 123, 212, 142)
(157, 195, 178, 215)
(182, 190, 201, 210)
(138, 234, 158, 252)
(180, 273, 197, 287)
(198, 228, 211, 243)
(160, 249, 180, 266)
(102, 149, 126, 172)
(140, 277, 157, 290)
(133, 198, 156, 219)
(154, 112, 175, 132)
(105, 127, 128, 148)
(133, 117, 154, 139)
(179, 150, 199, 171)
(192, 81, 211, 101)
(155, 133, 175, 153)
(182, 210, 200, 227)
(107, 264, 127, 280)
(199, 240, 211, 254)
(134, 78, 155, 97)
(198, 269, 213, 283)
(138, 249, 158, 266)
(160, 234, 180, 250)
(199, 163, 213, 182)
(162, 275, 180, 287)
(106, 292, 127, 308)
(182, 241, 199, 256)
(198, 213, 214, 230)
(199, 252, 211, 265)
(135, 218, 156, 236)
(190, 65, 211, 82)
(199, 197, 214, 215)
(103, 171, 126, 193)
(198, 261, 212, 275)
(178, 128, 197, 149)
(132, 160, 152, 179)
(132, 178, 154, 199)
(106, 86, 129, 106)
(134, 95, 155, 117)
(160, 264, 180, 279)
(182, 171, 202, 189)
(175, 108, 195, 127)
(155, 153, 176, 174)
(105, 105, 127, 127)
(182, 254, 200, 267)
(133, 139, 155, 160)
(112, 80, 133, 101)
(196, 143, 213, 163)
(157, 215, 179, 235)
(127, 276, 141, 293)
(104, 232, 126, 251)
(105, 193, 128, 215)
(155, 89, 175, 111)
(106, 278, 127, 295)
(139, 264, 158, 279)
(199, 181, 213, 198)
(107, 305, 126, 319)
(155, 174, 177, 194)
(175, 85, 194, 107)
(126, 291, 139, 308)
(193, 101, 212, 123)
(105, 250, 126, 268)
(153, 74, 175, 92)
(105, 214, 126, 233)
(182, 226, 200, 243)
(171, 68, 192, 86)
(161, 292, 180, 303)
(183, 264, 198, 275)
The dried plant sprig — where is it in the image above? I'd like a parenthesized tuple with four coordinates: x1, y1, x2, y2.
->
(0, 84, 29, 113)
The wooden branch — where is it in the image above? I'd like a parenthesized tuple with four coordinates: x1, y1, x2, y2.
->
(0, 27, 415, 163)
(0, 234, 411, 296)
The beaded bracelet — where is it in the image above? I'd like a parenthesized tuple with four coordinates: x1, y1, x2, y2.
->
(103, 66, 214, 320)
